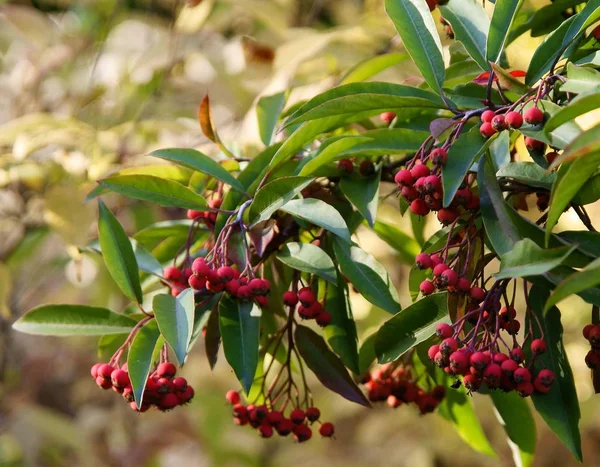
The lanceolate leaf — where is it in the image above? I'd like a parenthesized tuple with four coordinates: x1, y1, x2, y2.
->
(149, 148, 245, 192)
(248, 176, 313, 226)
(545, 257, 600, 313)
(487, 0, 524, 63)
(128, 320, 161, 408)
(257, 92, 287, 146)
(280, 198, 351, 242)
(12, 305, 137, 336)
(205, 306, 221, 370)
(443, 126, 492, 207)
(384, 0, 446, 93)
(294, 325, 370, 407)
(98, 201, 143, 303)
(99, 175, 208, 211)
(333, 239, 401, 314)
(375, 293, 449, 363)
(298, 136, 373, 176)
(439, 0, 490, 70)
(545, 91, 600, 133)
(276, 242, 336, 283)
(490, 391, 536, 467)
(495, 238, 577, 279)
(219, 295, 260, 393)
(528, 287, 582, 461)
(340, 53, 409, 84)
(153, 289, 195, 366)
(497, 162, 556, 190)
(339, 166, 381, 227)
(372, 220, 421, 265)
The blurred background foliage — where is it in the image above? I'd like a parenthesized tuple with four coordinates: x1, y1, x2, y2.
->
(1, 0, 600, 466)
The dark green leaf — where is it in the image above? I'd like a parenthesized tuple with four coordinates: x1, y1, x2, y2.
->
(257, 92, 286, 146)
(12, 304, 137, 336)
(528, 287, 582, 461)
(219, 295, 260, 393)
(385, 0, 446, 93)
(99, 175, 208, 211)
(152, 289, 195, 366)
(280, 198, 351, 242)
(205, 306, 221, 370)
(128, 320, 161, 408)
(149, 148, 245, 192)
(372, 220, 421, 264)
(487, 0, 525, 63)
(295, 325, 370, 407)
(375, 293, 448, 363)
(575, 173, 600, 205)
(358, 333, 377, 375)
(333, 239, 401, 314)
(249, 176, 313, 226)
(98, 201, 143, 303)
(495, 238, 577, 279)
(545, 91, 600, 134)
(559, 230, 600, 258)
(340, 167, 381, 227)
(497, 162, 556, 190)
(439, 0, 490, 70)
(545, 257, 600, 313)
(276, 242, 336, 283)
(561, 62, 600, 94)
(297, 136, 372, 176)
(189, 293, 221, 352)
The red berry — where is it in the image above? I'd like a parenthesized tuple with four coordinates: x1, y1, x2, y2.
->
(440, 269, 459, 287)
(252, 405, 269, 422)
(188, 274, 205, 290)
(534, 378, 551, 393)
(524, 107, 544, 125)
(164, 266, 182, 281)
(290, 409, 306, 425)
(415, 253, 432, 269)
(258, 422, 274, 438)
(470, 352, 491, 371)
(481, 110, 495, 123)
(337, 159, 354, 174)
(585, 350, 600, 369)
(531, 339, 547, 355)
(433, 263, 449, 277)
(423, 175, 441, 193)
(510, 346, 525, 363)
(401, 185, 418, 201)
(159, 393, 180, 410)
(282, 291, 299, 307)
(588, 326, 600, 346)
(226, 390, 240, 405)
(436, 323, 453, 339)
(491, 114, 507, 132)
(428, 344, 440, 360)
(293, 424, 312, 442)
(437, 208, 459, 226)
(298, 288, 316, 306)
(505, 111, 523, 129)
(217, 266, 235, 283)
(276, 419, 294, 436)
(267, 410, 283, 426)
(306, 407, 320, 422)
(233, 404, 247, 418)
(525, 137, 545, 152)
(504, 320, 521, 335)
(426, 0, 438, 11)
(172, 377, 187, 392)
(319, 422, 335, 437)
(97, 364, 114, 379)
(493, 353, 509, 365)
(419, 280, 435, 296)
(178, 386, 194, 404)
(410, 164, 430, 179)
(483, 363, 502, 387)
(192, 258, 210, 277)
(513, 367, 531, 384)
(583, 324, 596, 340)
(316, 311, 332, 327)
(537, 369, 555, 387)
(501, 359, 519, 376)
(469, 287, 486, 302)
(546, 151, 559, 165)
(380, 111, 396, 124)
(394, 169, 414, 186)
(441, 338, 459, 355)
(430, 148, 448, 166)
(111, 369, 130, 388)
(480, 122, 496, 138)
(463, 374, 481, 391)
(90, 363, 102, 379)
(96, 375, 112, 389)
(517, 381, 534, 397)
(410, 198, 430, 216)
(236, 285, 251, 300)
(359, 160, 376, 176)
(156, 362, 177, 379)
(456, 278, 470, 292)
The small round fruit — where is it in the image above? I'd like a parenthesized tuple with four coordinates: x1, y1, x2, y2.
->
(505, 111, 523, 129)
(480, 122, 496, 139)
(319, 422, 335, 437)
(481, 109, 495, 123)
(524, 107, 544, 125)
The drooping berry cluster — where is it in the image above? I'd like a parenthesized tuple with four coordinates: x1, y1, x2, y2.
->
(479, 107, 546, 154)
(91, 361, 194, 412)
(187, 198, 222, 228)
(428, 320, 555, 397)
(361, 363, 445, 414)
(226, 390, 334, 441)
(583, 324, 600, 369)
(416, 252, 477, 297)
(284, 288, 332, 327)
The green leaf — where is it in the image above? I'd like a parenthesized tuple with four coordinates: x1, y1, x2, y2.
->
(442, 126, 493, 207)
(372, 220, 421, 264)
(526, 15, 577, 85)
(99, 175, 208, 211)
(86, 238, 163, 276)
(439, 0, 490, 70)
(546, 128, 600, 244)
(205, 307, 221, 370)
(320, 274, 360, 373)
(340, 53, 409, 84)
(149, 148, 245, 192)
(98, 201, 143, 303)
(497, 162, 556, 190)
(545, 91, 600, 134)
(134, 220, 195, 244)
(545, 257, 600, 313)
(490, 391, 536, 467)
(575, 173, 600, 205)
(257, 92, 286, 146)
(248, 176, 313, 226)
(189, 293, 221, 352)
(276, 242, 336, 283)
(375, 293, 449, 363)
(294, 325, 370, 407)
(297, 136, 373, 176)
(561, 62, 600, 94)
(559, 230, 600, 258)
(219, 295, 260, 393)
(495, 238, 577, 279)
(339, 167, 380, 227)
(12, 305, 137, 336)
(152, 289, 195, 366)
(280, 198, 351, 242)
(97, 334, 127, 361)
(285, 82, 445, 126)
(333, 239, 401, 314)
(358, 333, 377, 375)
(487, 0, 524, 63)
(128, 320, 161, 408)
(528, 287, 582, 461)
(384, 0, 445, 93)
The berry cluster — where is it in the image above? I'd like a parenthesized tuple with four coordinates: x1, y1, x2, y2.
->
(225, 390, 334, 441)
(479, 107, 546, 154)
(428, 322, 555, 397)
(187, 198, 222, 229)
(91, 361, 194, 412)
(361, 364, 445, 414)
(583, 324, 600, 369)
(336, 158, 377, 177)
(416, 252, 478, 297)
(284, 288, 332, 327)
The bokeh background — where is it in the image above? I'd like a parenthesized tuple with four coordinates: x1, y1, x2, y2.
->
(1, 1, 600, 466)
